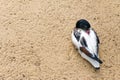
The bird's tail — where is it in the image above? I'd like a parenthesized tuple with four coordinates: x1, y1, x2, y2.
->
(95, 57, 103, 64)
(94, 55, 103, 64)
(90, 55, 103, 64)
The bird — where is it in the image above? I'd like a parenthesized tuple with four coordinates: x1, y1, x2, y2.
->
(71, 19, 103, 69)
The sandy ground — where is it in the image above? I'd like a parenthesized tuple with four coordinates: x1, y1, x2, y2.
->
(0, 0, 120, 80)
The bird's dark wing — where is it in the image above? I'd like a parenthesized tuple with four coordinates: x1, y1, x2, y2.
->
(80, 47, 92, 57)
(80, 37, 87, 47)
(80, 37, 93, 57)
(80, 47, 103, 64)
(80, 37, 91, 57)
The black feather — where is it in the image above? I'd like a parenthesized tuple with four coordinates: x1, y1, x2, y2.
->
(80, 37, 88, 47)
(74, 31, 81, 41)
(90, 55, 103, 64)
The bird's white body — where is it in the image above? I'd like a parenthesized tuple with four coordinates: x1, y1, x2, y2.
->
(71, 28, 100, 68)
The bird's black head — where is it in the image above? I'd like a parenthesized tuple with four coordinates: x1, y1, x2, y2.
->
(76, 19, 91, 30)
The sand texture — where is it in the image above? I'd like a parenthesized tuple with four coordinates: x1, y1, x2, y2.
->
(0, 0, 120, 80)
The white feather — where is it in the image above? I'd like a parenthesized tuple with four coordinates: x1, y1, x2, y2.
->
(71, 28, 100, 68)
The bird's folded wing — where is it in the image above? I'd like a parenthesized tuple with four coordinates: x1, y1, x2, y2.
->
(80, 47, 92, 57)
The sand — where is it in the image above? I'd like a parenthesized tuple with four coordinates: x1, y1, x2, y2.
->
(0, 0, 120, 80)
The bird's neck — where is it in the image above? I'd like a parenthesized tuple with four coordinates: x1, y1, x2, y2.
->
(86, 30, 90, 35)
